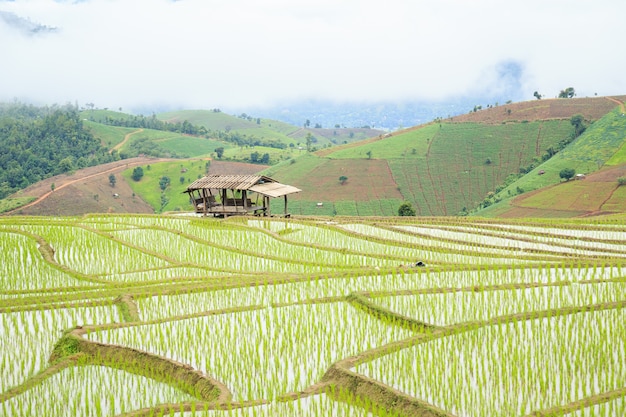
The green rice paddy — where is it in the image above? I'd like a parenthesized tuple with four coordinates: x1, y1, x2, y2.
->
(0, 214, 624, 416)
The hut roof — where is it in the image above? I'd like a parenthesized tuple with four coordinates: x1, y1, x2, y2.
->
(186, 174, 301, 198)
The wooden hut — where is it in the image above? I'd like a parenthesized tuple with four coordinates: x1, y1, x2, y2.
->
(185, 174, 301, 217)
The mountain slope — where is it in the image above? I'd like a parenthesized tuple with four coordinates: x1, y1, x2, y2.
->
(266, 96, 626, 217)
(476, 106, 626, 218)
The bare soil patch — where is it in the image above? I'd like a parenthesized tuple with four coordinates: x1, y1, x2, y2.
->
(5, 157, 170, 216)
(449, 96, 625, 125)
(502, 164, 626, 218)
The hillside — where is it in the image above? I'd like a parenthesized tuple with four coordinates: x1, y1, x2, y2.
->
(3, 96, 626, 217)
(266, 96, 626, 217)
(157, 109, 384, 149)
(476, 103, 626, 218)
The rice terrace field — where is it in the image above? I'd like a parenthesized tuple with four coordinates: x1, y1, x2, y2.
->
(0, 214, 625, 416)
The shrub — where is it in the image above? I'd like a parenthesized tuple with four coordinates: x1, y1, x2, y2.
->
(398, 201, 416, 216)
(559, 168, 575, 181)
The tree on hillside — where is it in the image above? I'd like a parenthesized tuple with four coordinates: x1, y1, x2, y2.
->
(339, 175, 348, 185)
(533, 91, 542, 100)
(558, 87, 576, 98)
(398, 201, 416, 216)
(570, 114, 587, 137)
(305, 133, 313, 152)
(559, 168, 576, 181)
(159, 176, 170, 191)
(214, 147, 224, 159)
(131, 166, 144, 181)
(108, 174, 116, 187)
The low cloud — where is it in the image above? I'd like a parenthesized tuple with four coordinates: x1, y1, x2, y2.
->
(1, 0, 625, 112)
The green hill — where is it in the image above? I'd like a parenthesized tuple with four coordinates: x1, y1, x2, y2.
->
(157, 109, 384, 149)
(265, 96, 626, 217)
(3, 97, 626, 218)
(476, 106, 626, 217)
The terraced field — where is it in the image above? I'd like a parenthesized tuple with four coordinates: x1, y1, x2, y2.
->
(0, 214, 625, 416)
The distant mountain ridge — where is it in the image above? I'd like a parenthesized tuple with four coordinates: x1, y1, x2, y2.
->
(0, 11, 57, 35)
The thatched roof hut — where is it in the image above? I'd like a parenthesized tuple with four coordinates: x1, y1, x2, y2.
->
(185, 174, 301, 217)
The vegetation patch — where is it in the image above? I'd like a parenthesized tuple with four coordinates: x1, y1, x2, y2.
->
(0, 197, 35, 213)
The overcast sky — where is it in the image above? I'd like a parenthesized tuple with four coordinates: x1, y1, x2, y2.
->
(1, 0, 625, 112)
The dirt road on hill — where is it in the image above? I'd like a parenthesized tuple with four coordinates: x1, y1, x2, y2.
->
(110, 128, 144, 153)
(4, 157, 173, 216)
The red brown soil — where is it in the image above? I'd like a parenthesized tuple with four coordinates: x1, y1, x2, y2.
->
(502, 164, 626, 218)
(5, 157, 166, 216)
(206, 160, 267, 176)
(448, 96, 626, 124)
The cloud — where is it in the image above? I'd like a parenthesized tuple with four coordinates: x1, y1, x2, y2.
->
(1, 0, 625, 111)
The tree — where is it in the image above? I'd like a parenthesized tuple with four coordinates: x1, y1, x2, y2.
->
(559, 168, 576, 181)
(339, 175, 348, 185)
(558, 87, 575, 98)
(159, 176, 171, 191)
(214, 147, 225, 159)
(366, 150, 372, 160)
(305, 133, 313, 152)
(570, 114, 586, 137)
(398, 201, 416, 216)
(533, 91, 542, 100)
(131, 166, 144, 181)
(108, 174, 116, 187)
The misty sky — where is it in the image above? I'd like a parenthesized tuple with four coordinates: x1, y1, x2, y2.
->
(1, 0, 625, 112)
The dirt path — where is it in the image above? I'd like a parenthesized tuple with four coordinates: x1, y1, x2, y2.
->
(4, 157, 172, 215)
(606, 96, 626, 113)
(111, 129, 144, 153)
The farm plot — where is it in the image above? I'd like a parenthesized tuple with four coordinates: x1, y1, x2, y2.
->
(1, 214, 625, 417)
(137, 266, 588, 322)
(1, 365, 196, 417)
(247, 220, 509, 265)
(357, 308, 626, 417)
(0, 305, 119, 392)
(368, 281, 626, 326)
(392, 226, 626, 257)
(87, 302, 414, 401)
(0, 230, 91, 291)
(110, 228, 391, 273)
(17, 224, 170, 275)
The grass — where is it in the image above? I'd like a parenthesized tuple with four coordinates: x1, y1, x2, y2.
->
(493, 109, 626, 203)
(84, 121, 135, 150)
(267, 120, 574, 216)
(157, 136, 230, 158)
(121, 160, 210, 212)
(0, 197, 36, 214)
